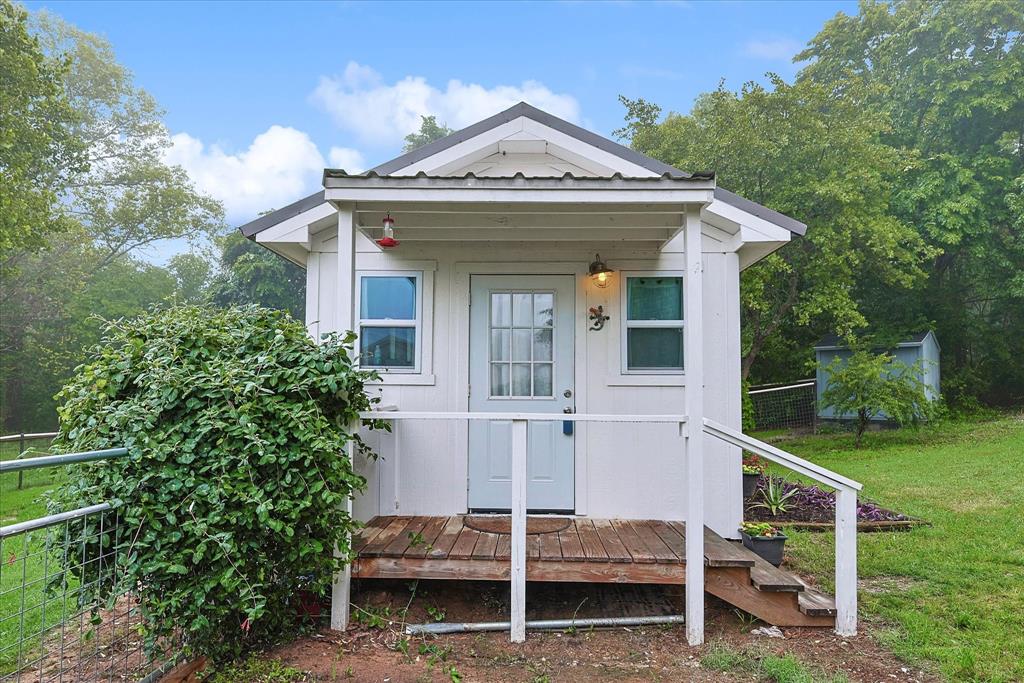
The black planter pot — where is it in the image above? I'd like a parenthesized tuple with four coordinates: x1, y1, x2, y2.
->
(740, 530, 788, 567)
(742, 473, 760, 499)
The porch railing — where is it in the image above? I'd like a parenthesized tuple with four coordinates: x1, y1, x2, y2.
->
(348, 410, 862, 642)
(701, 418, 861, 636)
(351, 411, 687, 643)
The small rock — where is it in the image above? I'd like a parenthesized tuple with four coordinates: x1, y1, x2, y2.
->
(751, 626, 785, 639)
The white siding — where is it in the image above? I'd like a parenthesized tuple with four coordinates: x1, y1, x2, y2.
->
(307, 232, 743, 537)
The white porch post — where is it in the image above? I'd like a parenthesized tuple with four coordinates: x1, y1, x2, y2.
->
(331, 204, 358, 631)
(510, 419, 528, 643)
(834, 487, 858, 636)
(683, 205, 705, 646)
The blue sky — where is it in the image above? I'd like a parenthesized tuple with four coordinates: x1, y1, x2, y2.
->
(28, 0, 856, 230)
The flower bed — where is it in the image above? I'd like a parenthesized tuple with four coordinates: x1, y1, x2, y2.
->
(744, 474, 922, 530)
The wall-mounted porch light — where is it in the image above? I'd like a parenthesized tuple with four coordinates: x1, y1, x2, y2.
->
(376, 212, 400, 249)
(588, 254, 614, 288)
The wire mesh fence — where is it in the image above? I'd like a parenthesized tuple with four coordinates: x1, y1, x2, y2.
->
(0, 449, 180, 682)
(748, 379, 817, 431)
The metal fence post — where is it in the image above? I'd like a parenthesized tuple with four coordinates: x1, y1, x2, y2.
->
(17, 433, 25, 490)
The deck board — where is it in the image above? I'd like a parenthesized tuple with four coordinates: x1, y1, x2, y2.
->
(575, 519, 610, 561)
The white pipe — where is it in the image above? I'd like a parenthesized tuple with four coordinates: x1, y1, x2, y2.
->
(406, 614, 685, 636)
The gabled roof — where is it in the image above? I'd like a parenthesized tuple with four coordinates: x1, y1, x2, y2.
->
(369, 101, 692, 177)
(238, 101, 807, 238)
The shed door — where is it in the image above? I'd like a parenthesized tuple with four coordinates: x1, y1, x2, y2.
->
(468, 275, 575, 512)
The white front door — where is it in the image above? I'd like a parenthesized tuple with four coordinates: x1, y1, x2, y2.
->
(468, 275, 575, 512)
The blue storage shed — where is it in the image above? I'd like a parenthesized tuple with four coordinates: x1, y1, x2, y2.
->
(814, 331, 940, 421)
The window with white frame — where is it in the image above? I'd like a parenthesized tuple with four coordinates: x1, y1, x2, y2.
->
(358, 272, 421, 371)
(622, 274, 684, 373)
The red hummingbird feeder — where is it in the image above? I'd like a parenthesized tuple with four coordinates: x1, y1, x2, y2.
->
(376, 212, 399, 248)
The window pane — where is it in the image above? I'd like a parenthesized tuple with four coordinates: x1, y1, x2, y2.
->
(491, 293, 511, 327)
(627, 327, 684, 370)
(360, 326, 416, 367)
(533, 329, 552, 361)
(490, 329, 510, 362)
(533, 293, 553, 327)
(533, 363, 553, 397)
(361, 277, 416, 319)
(512, 329, 532, 361)
(511, 363, 532, 396)
(512, 293, 533, 327)
(490, 363, 510, 397)
(627, 277, 683, 321)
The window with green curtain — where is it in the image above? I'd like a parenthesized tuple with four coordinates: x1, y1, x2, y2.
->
(625, 276, 684, 372)
(359, 274, 419, 369)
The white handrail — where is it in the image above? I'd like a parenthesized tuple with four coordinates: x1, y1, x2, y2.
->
(359, 411, 686, 424)
(702, 418, 861, 491)
(701, 416, 859, 637)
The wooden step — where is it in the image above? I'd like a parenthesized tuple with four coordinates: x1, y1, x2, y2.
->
(798, 588, 837, 617)
(748, 553, 805, 593)
(702, 527, 755, 567)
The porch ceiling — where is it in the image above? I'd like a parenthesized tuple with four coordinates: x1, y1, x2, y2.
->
(350, 202, 696, 244)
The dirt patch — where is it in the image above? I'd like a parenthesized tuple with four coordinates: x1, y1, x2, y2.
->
(254, 580, 938, 682)
(860, 575, 922, 595)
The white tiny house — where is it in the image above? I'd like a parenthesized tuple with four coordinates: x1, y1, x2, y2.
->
(239, 103, 861, 644)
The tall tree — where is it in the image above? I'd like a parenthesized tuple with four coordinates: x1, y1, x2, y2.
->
(797, 0, 1024, 404)
(1, 10, 224, 432)
(403, 115, 454, 152)
(619, 77, 933, 381)
(208, 232, 305, 318)
(0, 0, 85, 254)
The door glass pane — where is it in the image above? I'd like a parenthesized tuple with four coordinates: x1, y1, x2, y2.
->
(533, 363, 553, 397)
(361, 276, 416, 319)
(512, 293, 533, 327)
(627, 277, 683, 321)
(533, 293, 553, 327)
(533, 329, 552, 361)
(490, 329, 509, 362)
(511, 363, 532, 396)
(491, 293, 511, 327)
(490, 363, 510, 396)
(360, 326, 416, 367)
(627, 327, 684, 370)
(512, 329, 532, 361)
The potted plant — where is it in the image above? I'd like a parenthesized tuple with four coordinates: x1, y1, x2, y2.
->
(739, 521, 787, 567)
(741, 452, 763, 500)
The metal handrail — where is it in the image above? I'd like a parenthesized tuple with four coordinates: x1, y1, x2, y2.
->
(0, 447, 128, 474)
(0, 503, 114, 539)
(0, 431, 59, 442)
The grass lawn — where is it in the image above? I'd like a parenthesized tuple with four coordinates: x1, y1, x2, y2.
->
(770, 414, 1024, 682)
(0, 437, 66, 675)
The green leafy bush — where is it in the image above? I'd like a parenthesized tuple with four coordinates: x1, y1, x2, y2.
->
(819, 345, 935, 447)
(51, 305, 382, 661)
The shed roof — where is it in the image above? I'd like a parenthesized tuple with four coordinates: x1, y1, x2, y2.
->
(238, 101, 807, 238)
(814, 331, 938, 351)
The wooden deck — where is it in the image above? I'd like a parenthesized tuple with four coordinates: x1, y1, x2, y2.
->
(352, 515, 837, 627)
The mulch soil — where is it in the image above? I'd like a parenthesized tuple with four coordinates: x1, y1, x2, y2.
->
(253, 579, 938, 683)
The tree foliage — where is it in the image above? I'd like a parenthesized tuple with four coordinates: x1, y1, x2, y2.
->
(0, 0, 86, 254)
(52, 306, 382, 661)
(208, 231, 305, 317)
(1, 11, 225, 432)
(402, 115, 454, 152)
(819, 346, 936, 447)
(797, 0, 1024, 405)
(619, 76, 932, 381)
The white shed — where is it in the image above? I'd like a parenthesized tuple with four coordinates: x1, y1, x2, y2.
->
(238, 103, 862, 644)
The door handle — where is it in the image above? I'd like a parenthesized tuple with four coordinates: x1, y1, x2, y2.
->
(563, 406, 574, 435)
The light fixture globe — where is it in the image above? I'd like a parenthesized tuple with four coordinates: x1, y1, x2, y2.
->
(588, 254, 614, 288)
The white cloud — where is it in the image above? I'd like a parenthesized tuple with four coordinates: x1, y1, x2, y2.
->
(165, 125, 363, 222)
(328, 146, 365, 171)
(742, 38, 802, 61)
(311, 62, 581, 146)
